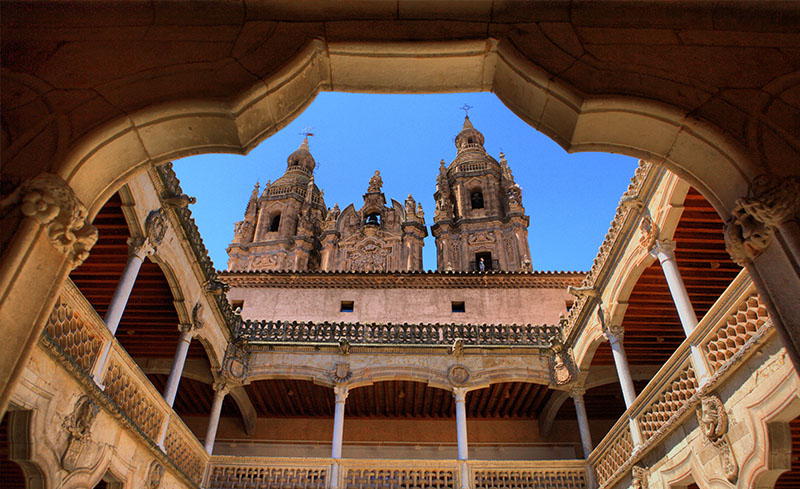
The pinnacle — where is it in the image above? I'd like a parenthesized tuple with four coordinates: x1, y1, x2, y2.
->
(462, 115, 473, 130)
(299, 136, 310, 151)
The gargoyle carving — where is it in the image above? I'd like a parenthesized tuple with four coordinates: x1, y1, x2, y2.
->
(696, 394, 738, 482)
(61, 395, 99, 471)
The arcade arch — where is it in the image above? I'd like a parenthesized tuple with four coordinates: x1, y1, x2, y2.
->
(2, 34, 799, 422)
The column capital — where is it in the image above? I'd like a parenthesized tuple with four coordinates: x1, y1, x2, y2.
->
(212, 381, 232, 396)
(452, 387, 468, 402)
(603, 323, 625, 343)
(334, 384, 349, 403)
(651, 238, 676, 258)
(9, 172, 98, 269)
(569, 387, 586, 400)
(127, 236, 154, 260)
(738, 175, 800, 228)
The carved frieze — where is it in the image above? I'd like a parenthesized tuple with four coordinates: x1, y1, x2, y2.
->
(61, 395, 100, 471)
(1, 173, 98, 268)
(696, 394, 738, 483)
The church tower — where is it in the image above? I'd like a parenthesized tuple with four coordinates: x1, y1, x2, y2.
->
(227, 137, 327, 271)
(431, 116, 531, 271)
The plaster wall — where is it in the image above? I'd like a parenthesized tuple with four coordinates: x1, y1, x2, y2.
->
(230, 286, 570, 325)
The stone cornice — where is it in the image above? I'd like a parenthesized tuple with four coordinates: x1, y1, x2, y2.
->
(219, 269, 585, 289)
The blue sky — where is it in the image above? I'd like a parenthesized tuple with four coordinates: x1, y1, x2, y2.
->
(172, 92, 639, 272)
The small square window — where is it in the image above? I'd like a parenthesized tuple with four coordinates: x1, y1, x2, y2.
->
(451, 301, 465, 313)
(341, 301, 354, 313)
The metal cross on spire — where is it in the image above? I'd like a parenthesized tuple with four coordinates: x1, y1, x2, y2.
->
(299, 126, 315, 138)
(460, 104, 473, 117)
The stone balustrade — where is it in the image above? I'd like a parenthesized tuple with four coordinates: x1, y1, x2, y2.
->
(588, 270, 773, 488)
(238, 319, 560, 348)
(206, 457, 589, 489)
(42, 279, 210, 486)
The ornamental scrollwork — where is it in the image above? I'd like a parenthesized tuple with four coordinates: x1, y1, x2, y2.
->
(1, 173, 98, 268)
(695, 394, 738, 483)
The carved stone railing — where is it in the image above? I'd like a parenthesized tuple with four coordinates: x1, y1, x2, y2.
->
(238, 320, 560, 348)
(155, 162, 239, 332)
(206, 458, 590, 489)
(42, 279, 210, 486)
(469, 460, 588, 489)
(588, 270, 773, 488)
(206, 457, 332, 489)
(265, 183, 323, 205)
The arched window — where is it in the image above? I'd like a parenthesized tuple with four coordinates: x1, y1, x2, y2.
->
(365, 213, 381, 226)
(471, 190, 484, 209)
(269, 213, 281, 232)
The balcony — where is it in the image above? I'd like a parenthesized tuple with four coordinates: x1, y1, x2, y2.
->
(468, 259, 500, 272)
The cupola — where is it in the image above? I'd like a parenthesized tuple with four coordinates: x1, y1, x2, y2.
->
(286, 137, 316, 173)
(454, 116, 485, 151)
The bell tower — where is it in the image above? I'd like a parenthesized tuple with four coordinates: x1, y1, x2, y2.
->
(227, 137, 327, 271)
(431, 116, 531, 271)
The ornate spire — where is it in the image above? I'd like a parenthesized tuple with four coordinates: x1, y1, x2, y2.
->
(286, 136, 316, 172)
(454, 115, 485, 151)
(245, 182, 259, 219)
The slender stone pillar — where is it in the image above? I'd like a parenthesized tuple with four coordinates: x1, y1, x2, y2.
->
(650, 239, 698, 335)
(649, 238, 710, 382)
(570, 388, 593, 458)
(603, 324, 637, 408)
(204, 382, 230, 455)
(90, 238, 152, 384)
(453, 387, 470, 489)
(330, 385, 349, 489)
(163, 325, 194, 407)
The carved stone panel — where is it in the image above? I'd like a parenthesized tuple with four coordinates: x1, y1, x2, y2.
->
(695, 394, 738, 483)
(61, 395, 99, 471)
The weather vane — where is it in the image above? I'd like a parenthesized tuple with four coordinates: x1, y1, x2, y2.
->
(460, 104, 473, 116)
(299, 126, 315, 138)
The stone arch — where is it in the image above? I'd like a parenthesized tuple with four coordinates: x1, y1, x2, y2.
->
(3, 409, 48, 489)
(4, 36, 800, 415)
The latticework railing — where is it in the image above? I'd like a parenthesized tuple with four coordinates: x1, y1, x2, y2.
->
(238, 320, 559, 348)
(164, 415, 207, 484)
(702, 294, 769, 373)
(592, 424, 633, 487)
(206, 458, 331, 489)
(637, 360, 699, 441)
(45, 294, 103, 372)
(43, 279, 209, 486)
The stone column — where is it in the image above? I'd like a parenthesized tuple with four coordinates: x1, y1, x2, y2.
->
(163, 324, 195, 407)
(649, 239, 698, 336)
(602, 324, 637, 408)
(204, 382, 230, 455)
(649, 238, 711, 382)
(570, 388, 593, 458)
(90, 237, 153, 384)
(453, 387, 470, 489)
(330, 384, 349, 489)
